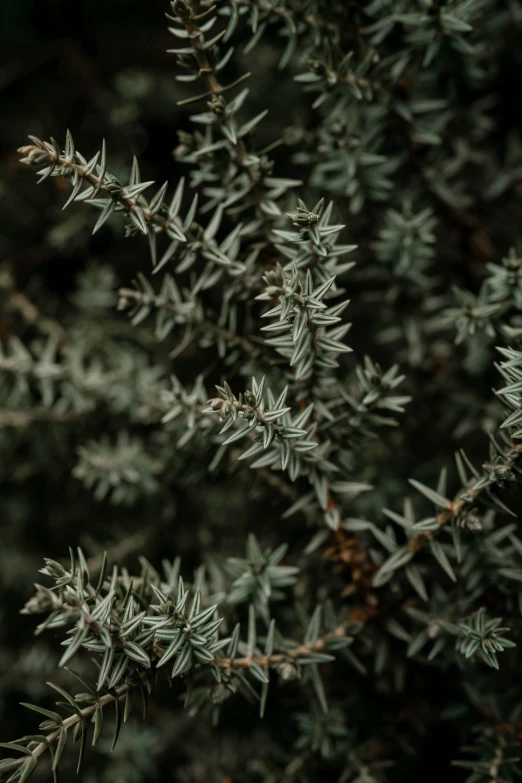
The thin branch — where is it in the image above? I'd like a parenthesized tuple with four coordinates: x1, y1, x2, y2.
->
(214, 622, 348, 670)
(24, 680, 133, 765)
(118, 285, 263, 359)
(17, 140, 180, 237)
(409, 443, 522, 553)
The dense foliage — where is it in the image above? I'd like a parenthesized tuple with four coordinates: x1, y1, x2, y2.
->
(3, 0, 522, 781)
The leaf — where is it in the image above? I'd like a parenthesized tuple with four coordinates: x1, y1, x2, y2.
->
(20, 703, 62, 725)
(124, 181, 154, 199)
(376, 546, 413, 577)
(171, 644, 192, 678)
(76, 720, 87, 773)
(62, 172, 83, 210)
(409, 479, 451, 509)
(293, 310, 308, 343)
(247, 604, 256, 655)
(429, 540, 456, 582)
(238, 110, 269, 137)
(227, 624, 240, 659)
(371, 525, 398, 553)
(94, 552, 108, 594)
(191, 604, 218, 629)
(156, 633, 185, 668)
(305, 606, 321, 646)
(0, 758, 23, 774)
(53, 727, 68, 771)
(311, 276, 336, 301)
(47, 683, 81, 716)
(222, 425, 252, 446)
(19, 755, 37, 783)
(97, 644, 114, 691)
(250, 662, 269, 683)
(310, 665, 328, 713)
(108, 655, 129, 689)
(59, 626, 89, 667)
(92, 706, 103, 747)
(129, 206, 148, 235)
(123, 641, 151, 667)
(296, 652, 335, 664)
(405, 565, 429, 601)
(112, 698, 122, 751)
(259, 681, 269, 718)
(0, 743, 32, 756)
(265, 619, 275, 658)
(120, 610, 147, 638)
(149, 181, 168, 213)
(65, 129, 75, 159)
(124, 689, 133, 723)
(92, 200, 116, 234)
(442, 14, 473, 32)
(407, 630, 430, 658)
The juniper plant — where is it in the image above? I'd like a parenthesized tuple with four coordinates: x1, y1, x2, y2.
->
(3, 1, 522, 782)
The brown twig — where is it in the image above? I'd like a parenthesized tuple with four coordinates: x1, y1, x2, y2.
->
(408, 443, 522, 552)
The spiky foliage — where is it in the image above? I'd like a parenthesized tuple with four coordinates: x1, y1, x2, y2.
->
(3, 1, 522, 782)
